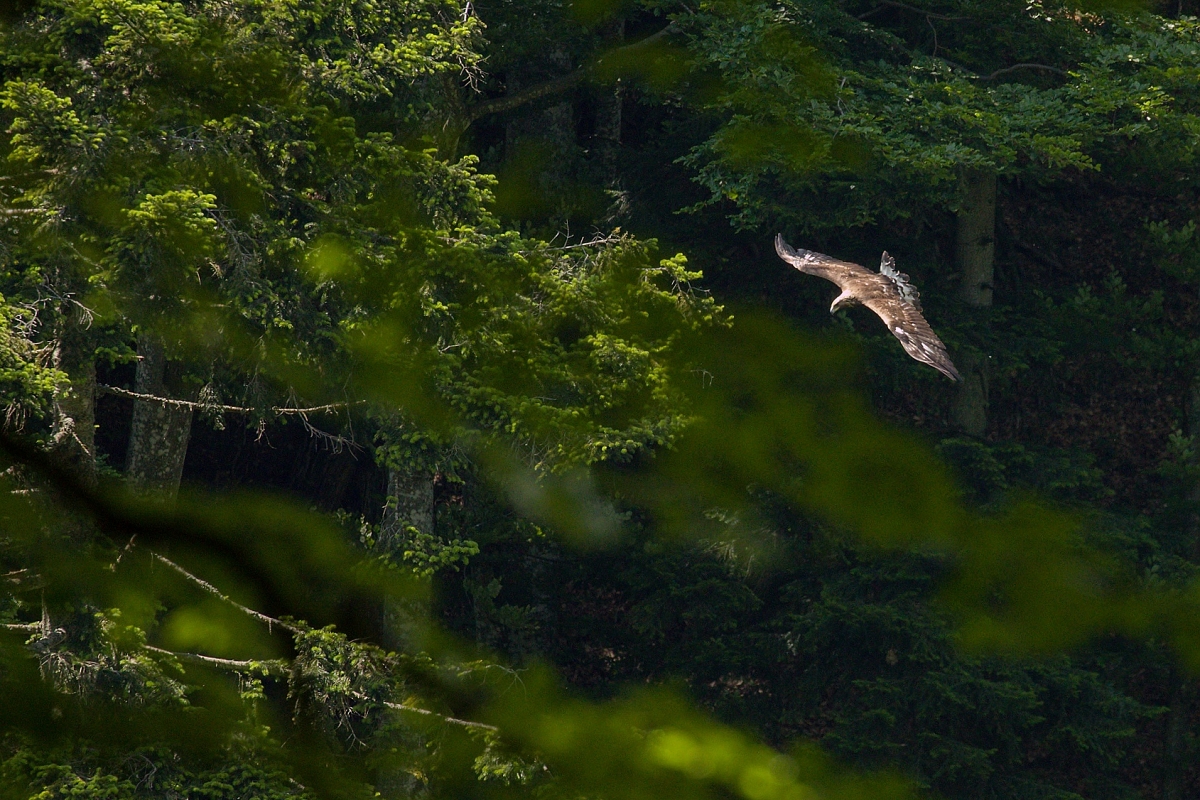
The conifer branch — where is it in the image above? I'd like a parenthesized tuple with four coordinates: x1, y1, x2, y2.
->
(149, 551, 304, 635)
(2, 622, 41, 632)
(144, 644, 290, 675)
(381, 699, 500, 732)
(3, 569, 30, 584)
(99, 384, 362, 416)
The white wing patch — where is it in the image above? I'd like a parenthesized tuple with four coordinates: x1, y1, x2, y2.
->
(775, 235, 960, 381)
(880, 252, 921, 311)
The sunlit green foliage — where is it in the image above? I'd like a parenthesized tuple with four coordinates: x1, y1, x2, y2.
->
(2, 0, 1200, 799)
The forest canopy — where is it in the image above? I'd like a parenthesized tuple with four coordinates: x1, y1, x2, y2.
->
(2, 0, 1200, 799)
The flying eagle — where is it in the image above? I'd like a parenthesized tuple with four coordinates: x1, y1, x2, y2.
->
(775, 235, 961, 381)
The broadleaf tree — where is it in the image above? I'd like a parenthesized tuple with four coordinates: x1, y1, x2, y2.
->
(3, 1, 1200, 800)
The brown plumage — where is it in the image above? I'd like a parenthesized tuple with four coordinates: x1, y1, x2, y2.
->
(775, 235, 960, 381)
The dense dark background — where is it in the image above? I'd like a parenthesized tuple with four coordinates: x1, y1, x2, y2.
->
(5, 1, 1200, 799)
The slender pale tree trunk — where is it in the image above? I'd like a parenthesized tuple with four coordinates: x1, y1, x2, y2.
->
(950, 169, 996, 436)
(379, 466, 435, 553)
(50, 324, 96, 487)
(374, 465, 435, 798)
(125, 336, 193, 499)
(377, 465, 435, 652)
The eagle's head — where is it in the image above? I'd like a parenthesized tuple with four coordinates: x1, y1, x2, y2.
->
(830, 290, 857, 314)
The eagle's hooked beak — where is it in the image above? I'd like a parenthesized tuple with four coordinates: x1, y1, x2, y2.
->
(830, 290, 853, 314)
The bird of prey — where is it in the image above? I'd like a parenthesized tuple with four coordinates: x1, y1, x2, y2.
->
(775, 235, 960, 381)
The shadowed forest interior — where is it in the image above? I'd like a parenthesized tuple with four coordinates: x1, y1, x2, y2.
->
(2, 1, 1200, 799)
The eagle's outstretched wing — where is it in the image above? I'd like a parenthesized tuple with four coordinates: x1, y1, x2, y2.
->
(774, 234, 876, 289)
(775, 235, 960, 381)
(861, 294, 961, 382)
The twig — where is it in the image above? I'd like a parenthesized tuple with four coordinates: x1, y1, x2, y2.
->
(149, 551, 303, 634)
(980, 63, 1068, 80)
(143, 644, 289, 675)
(99, 384, 363, 416)
(545, 233, 626, 252)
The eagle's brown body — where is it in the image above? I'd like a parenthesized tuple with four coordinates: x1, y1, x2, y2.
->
(774, 235, 961, 381)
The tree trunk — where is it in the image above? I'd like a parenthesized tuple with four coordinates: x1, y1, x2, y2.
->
(379, 467, 435, 553)
(1186, 372, 1200, 561)
(50, 325, 96, 487)
(125, 336, 193, 499)
(950, 169, 996, 437)
(1162, 667, 1193, 800)
(1163, 372, 1200, 799)
(504, 48, 579, 223)
(374, 465, 436, 798)
(377, 466, 435, 652)
(594, 19, 625, 194)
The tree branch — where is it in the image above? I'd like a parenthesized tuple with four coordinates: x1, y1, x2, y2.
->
(149, 551, 304, 635)
(3, 569, 30, 585)
(469, 72, 586, 124)
(2, 622, 41, 632)
(980, 63, 1068, 80)
(858, 1, 969, 21)
(99, 384, 362, 416)
(382, 699, 499, 732)
(144, 644, 289, 675)
(467, 22, 678, 125)
(0, 169, 58, 183)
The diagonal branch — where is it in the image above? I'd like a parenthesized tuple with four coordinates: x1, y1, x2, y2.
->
(382, 699, 499, 732)
(980, 62, 1068, 80)
(467, 22, 679, 125)
(144, 644, 290, 676)
(150, 551, 304, 635)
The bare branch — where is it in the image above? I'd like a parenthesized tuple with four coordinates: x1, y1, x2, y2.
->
(468, 23, 678, 125)
(150, 551, 304, 634)
(2, 622, 41, 632)
(144, 644, 289, 675)
(99, 384, 364, 416)
(980, 63, 1068, 80)
(3, 569, 30, 584)
(380, 698, 499, 733)
(468, 72, 586, 123)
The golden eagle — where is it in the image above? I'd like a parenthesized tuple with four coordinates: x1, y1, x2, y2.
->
(775, 235, 960, 381)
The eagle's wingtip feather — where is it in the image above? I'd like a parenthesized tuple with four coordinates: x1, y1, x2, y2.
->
(774, 234, 793, 259)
